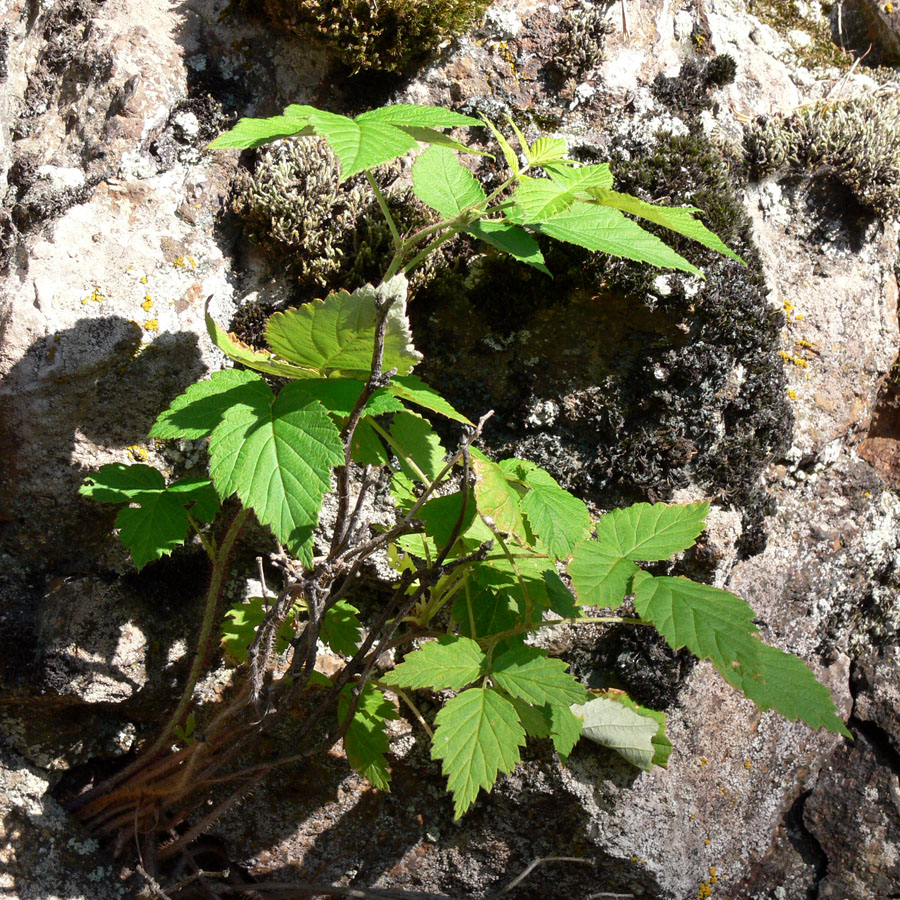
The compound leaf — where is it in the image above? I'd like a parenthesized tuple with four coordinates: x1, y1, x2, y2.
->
(480, 116, 520, 175)
(431, 687, 526, 818)
(567, 539, 640, 608)
(309, 108, 418, 181)
(149, 369, 265, 440)
(80, 465, 217, 569)
(534, 200, 703, 276)
(573, 696, 660, 771)
(388, 374, 473, 424)
(339, 683, 398, 791)
(398, 126, 489, 156)
(290, 379, 403, 419)
(208, 377, 343, 566)
(595, 501, 709, 561)
(412, 145, 486, 217)
(322, 599, 363, 656)
(266, 279, 421, 378)
(520, 468, 591, 559)
(418, 491, 477, 549)
(464, 221, 550, 275)
(586, 188, 744, 264)
(491, 645, 589, 708)
(383, 636, 486, 691)
(632, 572, 850, 736)
(543, 569, 581, 619)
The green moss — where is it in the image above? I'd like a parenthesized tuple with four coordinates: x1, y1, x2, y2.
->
(230, 136, 440, 293)
(547, 4, 613, 80)
(746, 0, 852, 70)
(745, 92, 900, 218)
(651, 55, 737, 118)
(238, 0, 491, 72)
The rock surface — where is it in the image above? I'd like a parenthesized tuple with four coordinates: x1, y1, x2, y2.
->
(1, 0, 899, 898)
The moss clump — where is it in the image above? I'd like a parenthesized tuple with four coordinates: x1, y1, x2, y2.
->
(239, 0, 490, 72)
(231, 137, 440, 293)
(547, 4, 613, 79)
(744, 92, 900, 219)
(651, 55, 737, 117)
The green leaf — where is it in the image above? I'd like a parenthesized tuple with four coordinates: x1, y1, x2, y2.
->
(520, 468, 591, 559)
(534, 200, 703, 276)
(464, 221, 550, 275)
(338, 683, 398, 791)
(206, 308, 315, 379)
(471, 449, 526, 541)
(509, 177, 576, 221)
(389, 471, 418, 512)
(451, 584, 521, 642)
(266, 278, 421, 378)
(399, 126, 491, 157)
(543, 569, 581, 619)
(321, 599, 363, 656)
(491, 645, 589, 707)
(412, 145, 486, 218)
(528, 136, 568, 166)
(388, 374, 473, 424)
(356, 105, 480, 128)
(585, 188, 745, 264)
(308, 108, 418, 181)
(431, 687, 526, 818)
(595, 501, 709, 561)
(550, 704, 584, 761)
(632, 573, 850, 736)
(208, 377, 344, 566)
(207, 112, 314, 150)
(149, 370, 265, 440)
(290, 379, 404, 419)
(599, 692, 673, 768)
(506, 695, 552, 738)
(221, 597, 294, 664)
(567, 539, 640, 608)
(418, 491, 477, 549)
(115, 493, 191, 570)
(572, 696, 661, 770)
(351, 418, 389, 466)
(167, 478, 220, 522)
(80, 462, 166, 503)
(80, 465, 216, 569)
(389, 412, 446, 484)
(383, 636, 486, 690)
(543, 162, 613, 190)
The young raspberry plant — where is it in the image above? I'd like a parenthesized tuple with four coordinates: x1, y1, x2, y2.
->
(76, 104, 848, 869)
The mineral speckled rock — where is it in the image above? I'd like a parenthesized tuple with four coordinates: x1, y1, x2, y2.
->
(1, 0, 899, 897)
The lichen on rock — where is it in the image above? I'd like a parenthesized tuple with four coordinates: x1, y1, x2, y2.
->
(744, 90, 900, 219)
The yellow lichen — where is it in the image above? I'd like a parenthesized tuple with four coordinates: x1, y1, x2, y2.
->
(744, 758, 752, 770)
(787, 388, 797, 401)
(143, 319, 159, 332)
(173, 255, 197, 269)
(779, 351, 809, 369)
(127, 445, 148, 462)
(141, 298, 154, 311)
(698, 881, 712, 899)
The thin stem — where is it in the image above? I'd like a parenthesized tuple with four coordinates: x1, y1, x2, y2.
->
(538, 616, 650, 627)
(366, 171, 401, 252)
(378, 682, 433, 738)
(186, 513, 216, 562)
(366, 419, 432, 487)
